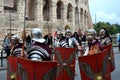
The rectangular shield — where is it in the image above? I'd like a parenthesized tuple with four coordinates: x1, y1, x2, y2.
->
(54, 47, 76, 80)
(78, 49, 111, 80)
(17, 57, 57, 80)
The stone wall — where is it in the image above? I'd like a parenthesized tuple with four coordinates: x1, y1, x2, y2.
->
(0, 0, 93, 40)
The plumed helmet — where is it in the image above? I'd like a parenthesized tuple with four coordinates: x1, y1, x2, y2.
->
(31, 28, 45, 43)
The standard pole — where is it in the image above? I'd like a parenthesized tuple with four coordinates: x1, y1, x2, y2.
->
(9, 10, 11, 36)
(24, 0, 27, 30)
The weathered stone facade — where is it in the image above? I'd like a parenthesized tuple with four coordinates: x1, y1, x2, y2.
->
(0, 0, 93, 39)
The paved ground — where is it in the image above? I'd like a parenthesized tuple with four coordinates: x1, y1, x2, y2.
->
(0, 46, 120, 80)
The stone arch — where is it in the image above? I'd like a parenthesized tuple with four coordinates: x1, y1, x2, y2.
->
(43, 0, 51, 21)
(27, 0, 36, 20)
(67, 3, 73, 22)
(56, 1, 64, 19)
(80, 8, 83, 24)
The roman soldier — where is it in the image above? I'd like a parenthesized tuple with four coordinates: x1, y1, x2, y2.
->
(99, 28, 112, 46)
(54, 31, 68, 48)
(27, 28, 51, 61)
(11, 34, 26, 57)
(84, 29, 103, 56)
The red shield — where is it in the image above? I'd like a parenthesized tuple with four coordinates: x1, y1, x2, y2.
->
(7, 56, 57, 80)
(54, 47, 76, 80)
(78, 49, 111, 80)
(7, 56, 18, 80)
(17, 57, 57, 80)
(103, 44, 115, 72)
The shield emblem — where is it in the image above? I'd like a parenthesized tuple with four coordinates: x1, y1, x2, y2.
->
(17, 57, 57, 80)
(54, 47, 76, 80)
(7, 56, 17, 80)
(78, 49, 111, 80)
(103, 43, 115, 72)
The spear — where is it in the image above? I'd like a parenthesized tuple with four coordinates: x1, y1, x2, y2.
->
(21, 0, 27, 57)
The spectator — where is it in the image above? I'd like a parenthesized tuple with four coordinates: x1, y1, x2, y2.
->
(2, 33, 11, 58)
(26, 34, 32, 49)
(44, 33, 53, 48)
(117, 33, 120, 51)
(78, 29, 86, 46)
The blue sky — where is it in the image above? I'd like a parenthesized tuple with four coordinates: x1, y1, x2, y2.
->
(89, 0, 120, 24)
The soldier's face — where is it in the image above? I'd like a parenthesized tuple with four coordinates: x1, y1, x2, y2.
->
(66, 32, 72, 38)
(99, 30, 105, 38)
(86, 33, 94, 43)
(11, 39, 19, 45)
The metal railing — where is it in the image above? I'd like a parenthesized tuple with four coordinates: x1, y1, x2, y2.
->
(0, 48, 6, 67)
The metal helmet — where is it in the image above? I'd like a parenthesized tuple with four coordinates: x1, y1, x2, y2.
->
(31, 28, 45, 43)
(66, 29, 72, 33)
(87, 28, 97, 35)
(11, 34, 20, 45)
(86, 29, 96, 42)
(65, 29, 72, 38)
(11, 34, 20, 40)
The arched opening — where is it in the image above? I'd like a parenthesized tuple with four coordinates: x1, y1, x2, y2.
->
(84, 10, 87, 25)
(43, 0, 51, 21)
(80, 8, 83, 24)
(27, 0, 35, 20)
(67, 3, 73, 22)
(56, 1, 64, 19)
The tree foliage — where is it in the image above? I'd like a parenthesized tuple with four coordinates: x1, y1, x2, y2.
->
(94, 22, 120, 35)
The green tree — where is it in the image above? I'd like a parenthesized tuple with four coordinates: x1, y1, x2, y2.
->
(94, 22, 120, 35)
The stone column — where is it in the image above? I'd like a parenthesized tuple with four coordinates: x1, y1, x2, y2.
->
(17, 0, 25, 21)
(50, 3, 57, 22)
(63, 5, 67, 23)
(72, 6, 76, 31)
(17, 0, 27, 27)
(35, 0, 43, 22)
(72, 6, 75, 23)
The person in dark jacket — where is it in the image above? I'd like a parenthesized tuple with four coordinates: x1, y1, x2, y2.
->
(2, 33, 11, 58)
(26, 34, 32, 49)
(44, 33, 53, 48)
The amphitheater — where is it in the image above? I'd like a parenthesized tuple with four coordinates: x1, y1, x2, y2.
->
(0, 0, 93, 39)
